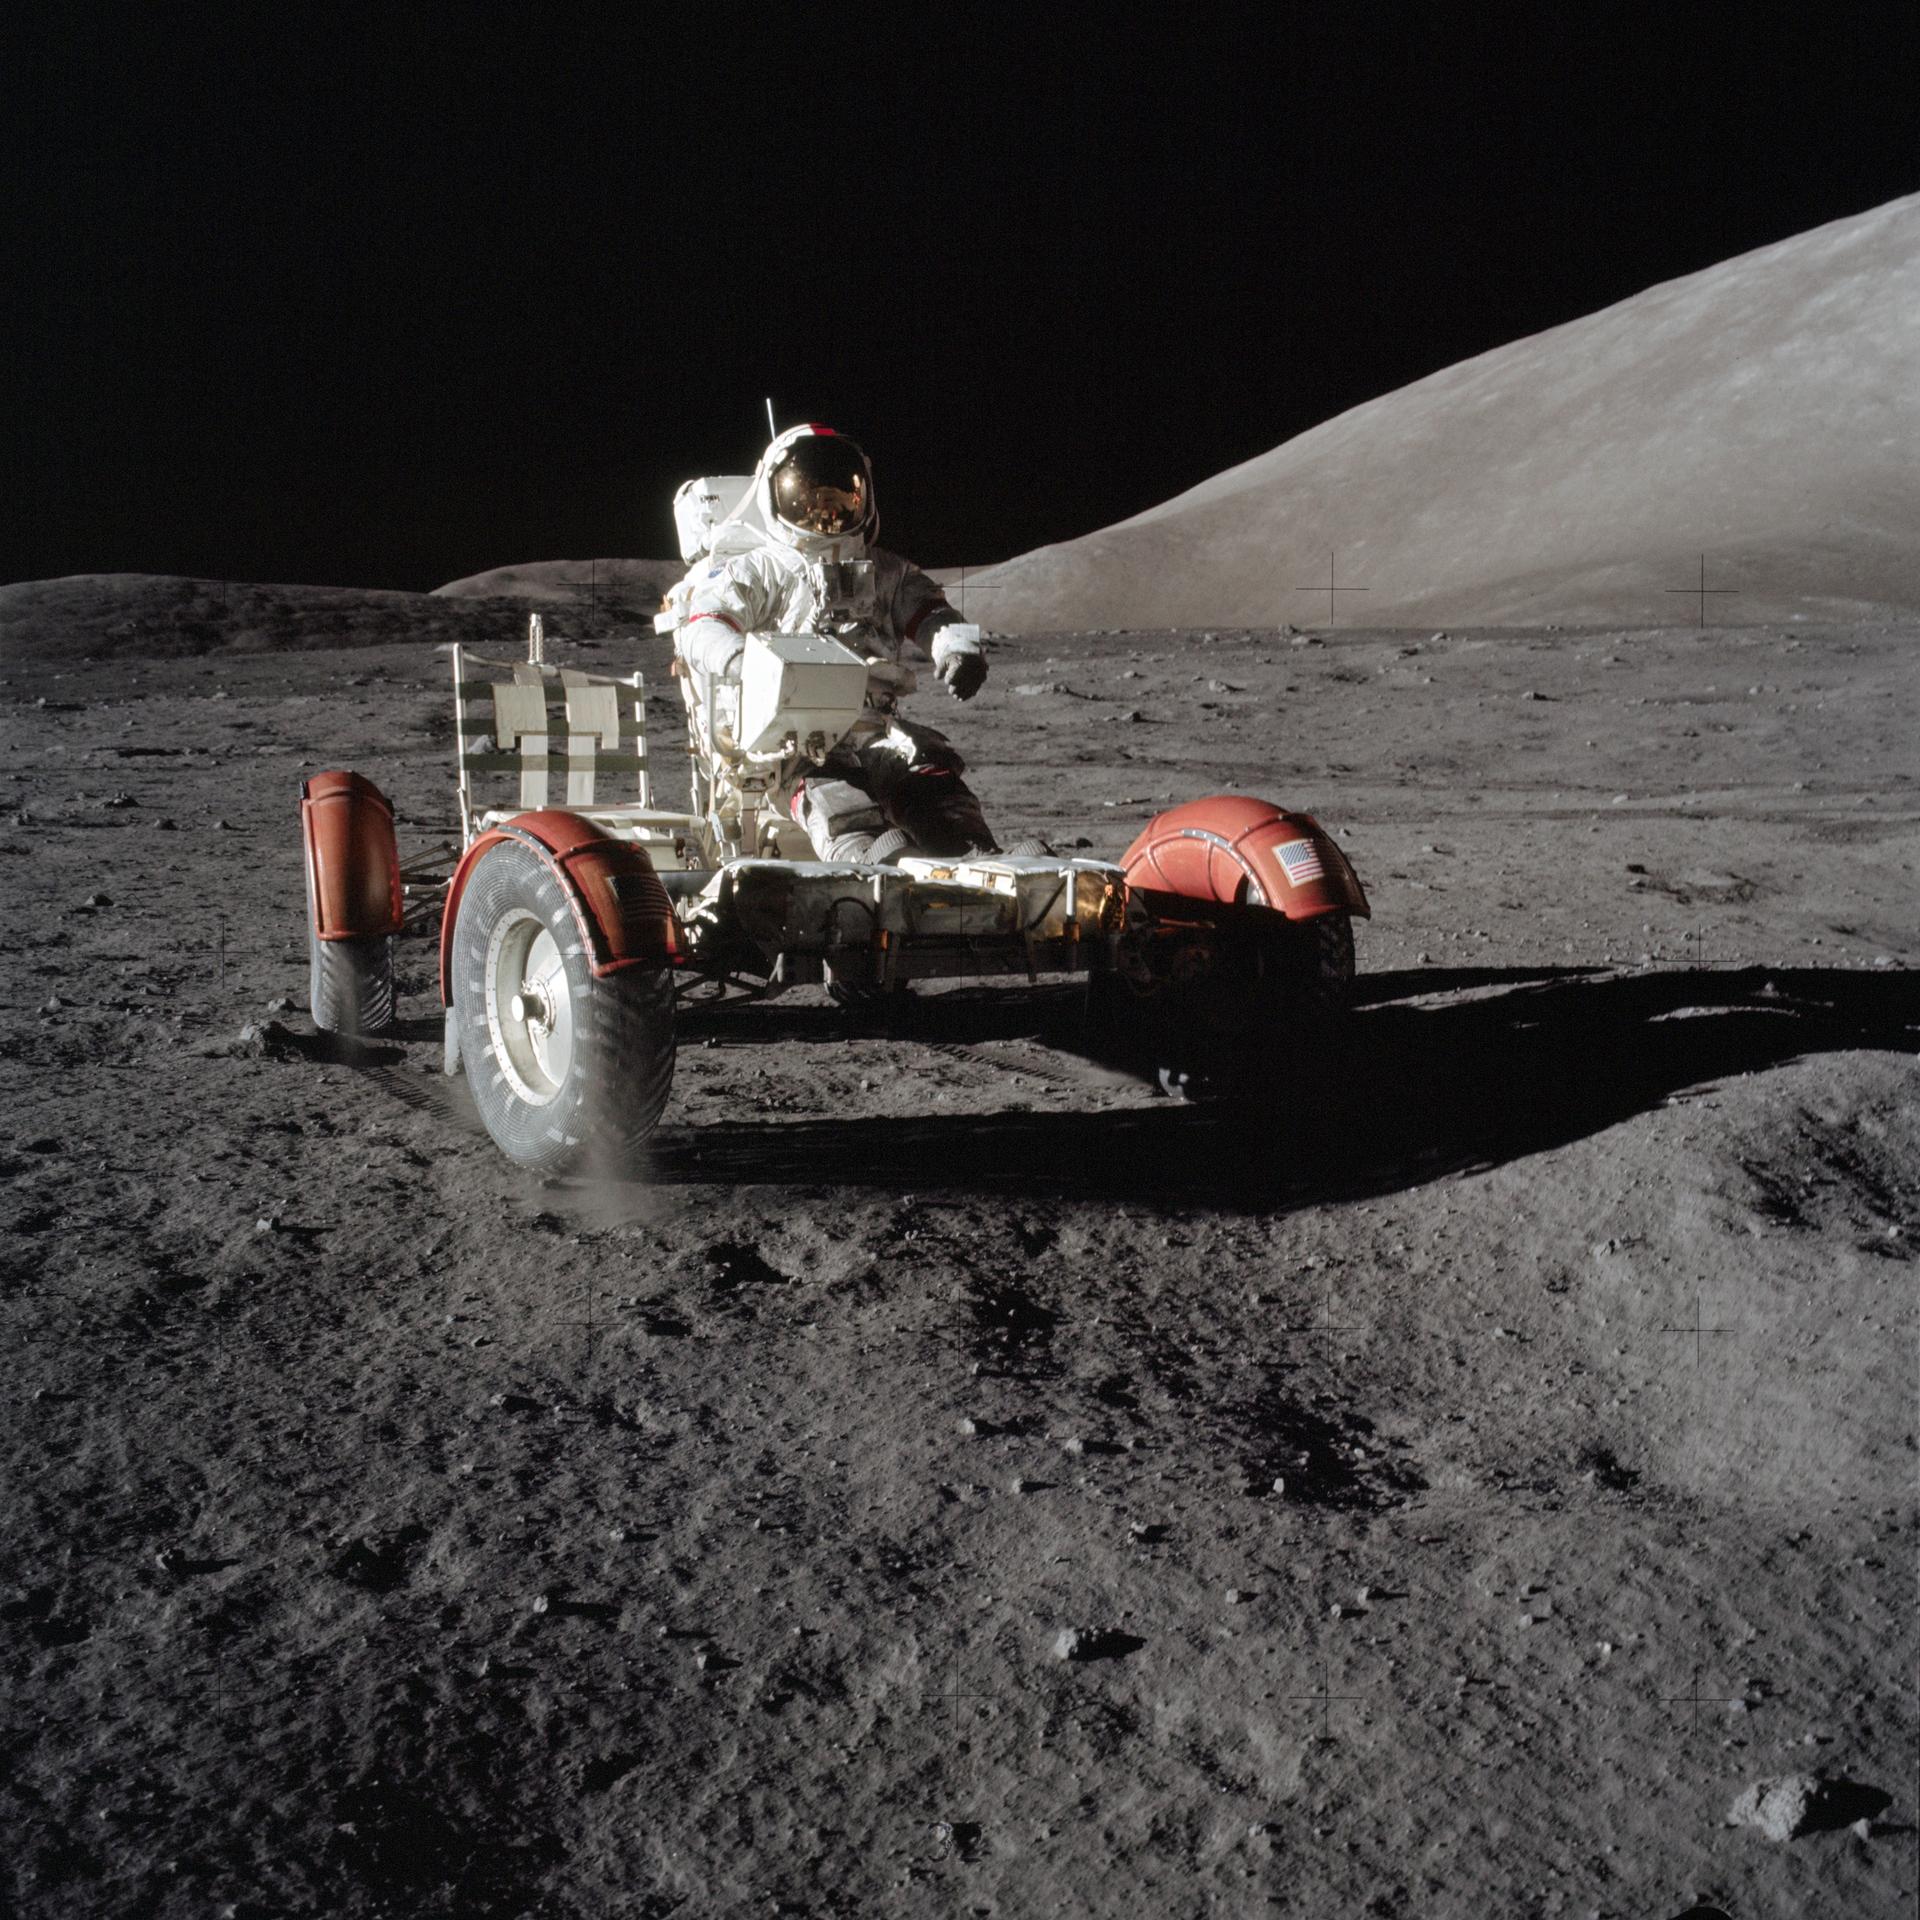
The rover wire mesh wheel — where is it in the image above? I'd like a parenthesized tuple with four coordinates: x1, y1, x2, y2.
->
(450, 840, 675, 1176)
(1295, 910, 1355, 1014)
(304, 849, 395, 1036)
(1112, 907, 1356, 1102)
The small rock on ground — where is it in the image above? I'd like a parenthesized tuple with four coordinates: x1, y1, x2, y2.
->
(1726, 1773, 1834, 1842)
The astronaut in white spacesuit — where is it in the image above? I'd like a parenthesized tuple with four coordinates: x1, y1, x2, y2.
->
(672, 424, 997, 864)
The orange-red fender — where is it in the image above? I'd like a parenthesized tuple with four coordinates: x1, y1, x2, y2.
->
(301, 770, 404, 940)
(1120, 795, 1369, 920)
(439, 810, 680, 1005)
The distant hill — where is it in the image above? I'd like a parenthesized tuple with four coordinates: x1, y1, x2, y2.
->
(963, 194, 1920, 630)
(433, 558, 683, 625)
(0, 575, 493, 660)
(0, 569, 669, 661)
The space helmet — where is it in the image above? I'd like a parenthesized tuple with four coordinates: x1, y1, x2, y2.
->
(756, 424, 877, 554)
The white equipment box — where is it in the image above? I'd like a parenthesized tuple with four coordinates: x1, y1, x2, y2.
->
(736, 632, 871, 756)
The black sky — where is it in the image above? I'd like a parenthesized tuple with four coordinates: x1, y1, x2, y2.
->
(5, 6, 1916, 591)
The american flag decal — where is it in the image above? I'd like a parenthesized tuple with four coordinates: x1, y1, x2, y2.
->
(1277, 839, 1326, 886)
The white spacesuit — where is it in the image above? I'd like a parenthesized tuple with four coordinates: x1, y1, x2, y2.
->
(669, 424, 996, 864)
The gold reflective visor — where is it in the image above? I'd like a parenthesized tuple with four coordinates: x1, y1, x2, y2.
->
(772, 452, 869, 536)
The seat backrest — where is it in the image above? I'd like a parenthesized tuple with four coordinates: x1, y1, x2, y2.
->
(452, 648, 651, 833)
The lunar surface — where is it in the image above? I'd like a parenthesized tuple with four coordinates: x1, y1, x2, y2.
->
(966, 195, 1920, 632)
(1, 579, 1914, 1916)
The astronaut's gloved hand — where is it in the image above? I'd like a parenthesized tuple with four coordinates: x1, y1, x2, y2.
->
(937, 651, 987, 700)
(930, 622, 987, 701)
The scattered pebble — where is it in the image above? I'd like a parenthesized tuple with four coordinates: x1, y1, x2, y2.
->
(205, 1019, 302, 1060)
(1052, 1628, 1085, 1662)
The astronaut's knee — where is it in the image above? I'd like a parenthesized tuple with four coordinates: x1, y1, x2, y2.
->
(793, 777, 885, 863)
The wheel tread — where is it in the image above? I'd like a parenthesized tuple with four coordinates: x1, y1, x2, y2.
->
(451, 842, 675, 1175)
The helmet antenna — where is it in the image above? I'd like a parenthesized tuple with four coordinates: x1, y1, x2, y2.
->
(764, 396, 777, 441)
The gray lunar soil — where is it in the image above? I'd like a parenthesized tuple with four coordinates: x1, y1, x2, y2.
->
(1, 585, 1915, 1918)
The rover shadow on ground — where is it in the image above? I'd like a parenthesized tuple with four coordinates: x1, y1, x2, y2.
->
(640, 966, 1918, 1209)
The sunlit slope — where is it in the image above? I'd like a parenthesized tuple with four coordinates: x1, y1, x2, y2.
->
(968, 195, 1920, 629)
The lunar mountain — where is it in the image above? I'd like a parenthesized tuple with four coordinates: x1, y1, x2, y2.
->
(960, 194, 1920, 632)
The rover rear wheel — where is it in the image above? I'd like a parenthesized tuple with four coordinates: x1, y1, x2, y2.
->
(305, 852, 395, 1036)
(450, 841, 675, 1175)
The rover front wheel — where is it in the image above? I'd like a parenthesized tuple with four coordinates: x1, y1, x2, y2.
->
(1291, 910, 1355, 1014)
(450, 841, 675, 1175)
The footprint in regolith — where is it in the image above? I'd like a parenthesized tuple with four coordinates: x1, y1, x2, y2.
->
(1574, 1440, 1642, 1491)
(1059, 1629, 1145, 1663)
(705, 1242, 787, 1296)
(582, 1750, 643, 1795)
(330, 1524, 428, 1593)
(964, 1275, 1060, 1379)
